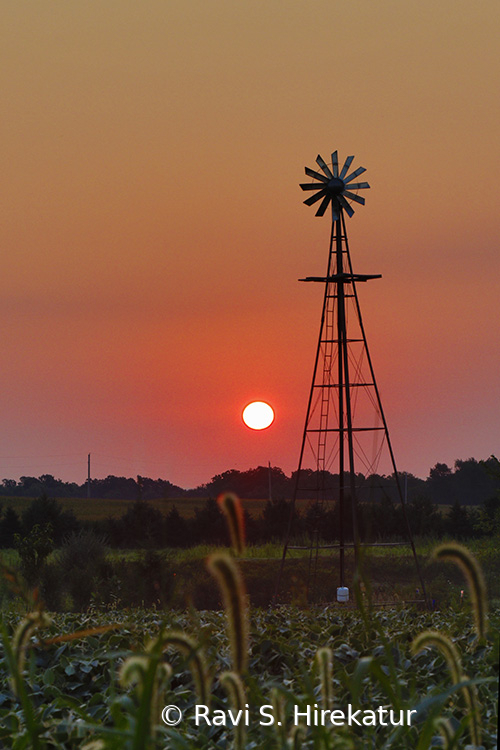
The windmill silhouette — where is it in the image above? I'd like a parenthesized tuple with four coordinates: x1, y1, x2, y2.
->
(276, 151, 427, 605)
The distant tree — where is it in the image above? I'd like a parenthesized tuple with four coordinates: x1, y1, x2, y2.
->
(19, 476, 43, 496)
(429, 463, 452, 480)
(91, 475, 138, 500)
(453, 458, 498, 505)
(14, 523, 54, 585)
(55, 529, 108, 609)
(259, 498, 293, 541)
(474, 496, 500, 537)
(303, 501, 329, 540)
(192, 498, 226, 545)
(22, 494, 79, 544)
(0, 506, 22, 547)
(138, 476, 185, 500)
(1, 478, 17, 494)
(164, 506, 189, 547)
(427, 463, 454, 504)
(201, 466, 291, 500)
(363, 496, 402, 540)
(446, 499, 471, 539)
(406, 496, 443, 537)
(120, 499, 164, 547)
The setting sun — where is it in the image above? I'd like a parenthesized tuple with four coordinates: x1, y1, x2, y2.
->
(242, 401, 275, 430)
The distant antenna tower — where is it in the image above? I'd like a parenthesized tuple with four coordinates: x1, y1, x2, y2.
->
(276, 150, 427, 605)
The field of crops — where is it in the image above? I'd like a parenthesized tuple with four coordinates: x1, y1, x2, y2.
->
(0, 599, 498, 749)
(1, 532, 499, 749)
(1, 492, 498, 748)
(0, 495, 459, 522)
(0, 495, 336, 522)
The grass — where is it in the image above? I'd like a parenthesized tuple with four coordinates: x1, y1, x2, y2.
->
(99, 537, 500, 610)
(3, 537, 499, 610)
(103, 535, 500, 562)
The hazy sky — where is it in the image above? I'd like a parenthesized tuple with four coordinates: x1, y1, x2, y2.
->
(2, 1, 499, 488)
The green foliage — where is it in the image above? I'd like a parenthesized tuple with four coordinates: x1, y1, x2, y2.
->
(55, 529, 108, 610)
(0, 506, 21, 548)
(120, 499, 165, 548)
(0, 603, 496, 749)
(0, 495, 498, 748)
(14, 523, 54, 585)
(474, 496, 500, 536)
(22, 494, 78, 544)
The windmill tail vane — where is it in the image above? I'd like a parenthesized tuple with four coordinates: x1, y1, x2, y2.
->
(300, 151, 370, 219)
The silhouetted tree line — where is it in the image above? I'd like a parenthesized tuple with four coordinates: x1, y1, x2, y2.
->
(0, 474, 184, 500)
(1, 457, 498, 506)
(1, 486, 499, 551)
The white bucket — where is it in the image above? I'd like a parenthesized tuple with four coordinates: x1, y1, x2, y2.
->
(337, 586, 349, 603)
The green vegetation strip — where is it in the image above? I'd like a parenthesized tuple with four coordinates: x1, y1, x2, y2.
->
(0, 605, 497, 749)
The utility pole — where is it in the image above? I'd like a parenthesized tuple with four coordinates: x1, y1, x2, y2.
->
(87, 453, 91, 499)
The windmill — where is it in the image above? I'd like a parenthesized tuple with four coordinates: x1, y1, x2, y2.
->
(276, 151, 427, 605)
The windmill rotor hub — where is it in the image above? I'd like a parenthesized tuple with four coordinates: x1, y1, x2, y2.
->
(327, 177, 344, 195)
(300, 151, 370, 219)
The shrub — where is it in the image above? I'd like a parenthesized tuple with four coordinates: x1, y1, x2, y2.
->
(22, 494, 79, 544)
(14, 523, 54, 586)
(54, 529, 108, 610)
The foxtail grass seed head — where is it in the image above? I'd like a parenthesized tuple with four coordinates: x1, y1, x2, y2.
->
(433, 543, 488, 639)
(412, 630, 462, 683)
(12, 611, 51, 678)
(221, 671, 247, 750)
(217, 492, 245, 555)
(289, 724, 306, 750)
(207, 552, 249, 673)
(162, 631, 210, 706)
(270, 687, 287, 742)
(435, 717, 455, 749)
(315, 647, 334, 710)
(119, 655, 150, 696)
(412, 630, 481, 747)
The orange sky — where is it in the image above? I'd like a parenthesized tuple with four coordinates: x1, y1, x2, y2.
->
(1, 1, 499, 488)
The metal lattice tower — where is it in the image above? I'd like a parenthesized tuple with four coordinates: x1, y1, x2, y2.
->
(276, 151, 427, 605)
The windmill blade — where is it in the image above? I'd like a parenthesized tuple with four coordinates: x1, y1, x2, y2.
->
(339, 155, 354, 179)
(343, 190, 365, 205)
(345, 181, 370, 190)
(338, 194, 355, 218)
(304, 189, 327, 206)
(316, 154, 333, 179)
(331, 151, 339, 178)
(300, 182, 327, 191)
(315, 194, 331, 217)
(305, 166, 329, 183)
(344, 166, 366, 184)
